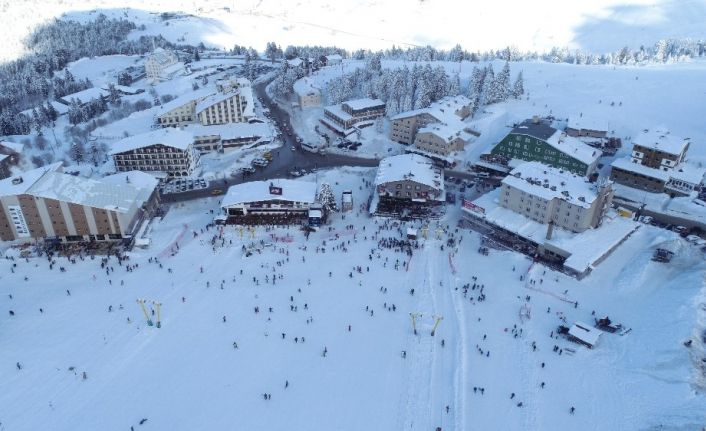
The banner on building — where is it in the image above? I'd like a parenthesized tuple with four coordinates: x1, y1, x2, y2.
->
(269, 186, 283, 195)
(462, 199, 485, 214)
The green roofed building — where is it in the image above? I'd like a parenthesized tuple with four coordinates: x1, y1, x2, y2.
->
(491, 118, 601, 176)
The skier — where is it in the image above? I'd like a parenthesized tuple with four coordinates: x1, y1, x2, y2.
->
(570, 406, 575, 414)
(285, 380, 289, 389)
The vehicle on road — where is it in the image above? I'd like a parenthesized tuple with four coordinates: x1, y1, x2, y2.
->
(252, 158, 269, 167)
(211, 189, 223, 196)
(263, 151, 273, 160)
(289, 170, 302, 177)
(291, 146, 296, 151)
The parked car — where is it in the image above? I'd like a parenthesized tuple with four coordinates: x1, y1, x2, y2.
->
(289, 170, 302, 177)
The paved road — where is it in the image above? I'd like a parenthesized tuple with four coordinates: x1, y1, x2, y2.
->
(161, 77, 488, 203)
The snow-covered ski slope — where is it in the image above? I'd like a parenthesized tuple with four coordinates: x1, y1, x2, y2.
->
(3, 1, 706, 61)
(1, 168, 705, 430)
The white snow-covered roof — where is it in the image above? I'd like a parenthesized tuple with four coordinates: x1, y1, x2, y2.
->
(187, 122, 271, 140)
(417, 123, 472, 144)
(567, 116, 609, 132)
(101, 84, 141, 95)
(161, 62, 185, 77)
(156, 88, 214, 115)
(110, 128, 193, 155)
(343, 98, 385, 111)
(101, 171, 159, 206)
(288, 58, 304, 67)
(324, 104, 353, 121)
(669, 164, 706, 185)
(0, 141, 24, 154)
(222, 179, 318, 207)
(326, 54, 342, 61)
(293, 78, 320, 96)
(545, 130, 601, 166)
(195, 91, 241, 114)
(568, 322, 601, 347)
(463, 188, 639, 274)
(391, 96, 471, 122)
(375, 154, 444, 190)
(611, 158, 669, 181)
(20, 100, 70, 117)
(633, 129, 689, 156)
(0, 154, 9, 164)
(27, 172, 143, 213)
(147, 48, 177, 66)
(503, 161, 598, 208)
(0, 163, 63, 196)
(60, 87, 109, 104)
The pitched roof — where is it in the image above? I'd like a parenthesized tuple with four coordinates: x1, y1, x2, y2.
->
(59, 87, 109, 104)
(27, 172, 144, 213)
(544, 130, 601, 166)
(156, 87, 214, 115)
(195, 91, 242, 114)
(503, 161, 598, 208)
(0, 163, 63, 196)
(0, 141, 24, 154)
(110, 128, 193, 155)
(343, 98, 385, 111)
(375, 154, 444, 190)
(222, 179, 318, 207)
(633, 129, 689, 156)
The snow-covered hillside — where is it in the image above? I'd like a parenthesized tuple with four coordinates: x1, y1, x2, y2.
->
(2, 1, 706, 62)
(1, 168, 705, 431)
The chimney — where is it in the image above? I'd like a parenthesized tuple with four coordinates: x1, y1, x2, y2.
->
(546, 221, 554, 240)
(11, 176, 23, 185)
(532, 115, 540, 124)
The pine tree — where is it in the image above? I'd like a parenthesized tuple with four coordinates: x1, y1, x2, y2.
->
(317, 182, 338, 214)
(512, 71, 524, 99)
(447, 73, 461, 96)
(480, 64, 494, 105)
(45, 102, 58, 122)
(489, 62, 511, 103)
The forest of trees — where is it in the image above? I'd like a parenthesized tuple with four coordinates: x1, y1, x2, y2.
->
(0, 14, 193, 136)
(320, 56, 523, 117)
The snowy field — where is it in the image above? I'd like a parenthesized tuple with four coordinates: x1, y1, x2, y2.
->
(1, 168, 705, 431)
(3, 1, 706, 62)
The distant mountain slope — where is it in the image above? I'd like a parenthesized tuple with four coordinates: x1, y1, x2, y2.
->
(1, 0, 705, 62)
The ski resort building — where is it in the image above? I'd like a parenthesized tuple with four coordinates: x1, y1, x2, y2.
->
(156, 88, 214, 128)
(491, 118, 601, 176)
(220, 179, 318, 225)
(411, 123, 472, 159)
(609, 130, 704, 197)
(324, 54, 342, 66)
(145, 48, 184, 82)
(0, 164, 158, 243)
(498, 162, 613, 233)
(462, 162, 637, 278)
(215, 76, 251, 93)
(320, 98, 385, 135)
(294, 79, 322, 109)
(390, 95, 473, 145)
(57, 87, 110, 107)
(372, 154, 445, 217)
(110, 128, 199, 178)
(196, 87, 255, 126)
(187, 123, 273, 153)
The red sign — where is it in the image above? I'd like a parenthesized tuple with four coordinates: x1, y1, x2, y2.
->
(269, 186, 283, 195)
(463, 199, 485, 214)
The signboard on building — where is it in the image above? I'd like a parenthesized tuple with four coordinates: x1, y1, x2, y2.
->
(269, 186, 282, 195)
(462, 199, 485, 214)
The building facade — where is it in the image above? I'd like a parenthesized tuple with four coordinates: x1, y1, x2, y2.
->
(609, 130, 702, 197)
(110, 129, 199, 178)
(629, 129, 689, 171)
(391, 111, 443, 145)
(491, 118, 600, 176)
(374, 154, 444, 202)
(413, 125, 469, 158)
(499, 162, 613, 233)
(0, 155, 10, 180)
(145, 49, 183, 81)
(156, 88, 214, 128)
(220, 180, 318, 225)
(196, 89, 253, 126)
(321, 98, 385, 135)
(0, 164, 156, 243)
(298, 89, 322, 109)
